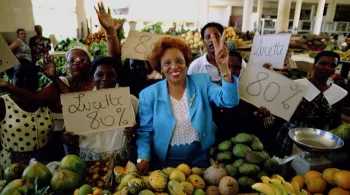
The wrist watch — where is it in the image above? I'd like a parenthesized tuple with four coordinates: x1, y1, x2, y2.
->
(137, 158, 149, 163)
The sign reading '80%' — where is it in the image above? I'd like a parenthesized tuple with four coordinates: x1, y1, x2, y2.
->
(0, 34, 19, 73)
(239, 66, 306, 121)
(122, 31, 165, 61)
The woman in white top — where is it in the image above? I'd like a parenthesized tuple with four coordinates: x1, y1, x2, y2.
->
(9, 29, 32, 62)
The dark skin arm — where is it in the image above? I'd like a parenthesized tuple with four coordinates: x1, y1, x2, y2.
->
(94, 2, 123, 58)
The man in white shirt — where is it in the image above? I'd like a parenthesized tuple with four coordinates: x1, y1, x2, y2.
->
(188, 22, 247, 84)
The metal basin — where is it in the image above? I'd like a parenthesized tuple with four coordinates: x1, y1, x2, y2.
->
(288, 128, 344, 155)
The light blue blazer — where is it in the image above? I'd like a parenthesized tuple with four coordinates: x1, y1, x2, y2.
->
(136, 74, 239, 162)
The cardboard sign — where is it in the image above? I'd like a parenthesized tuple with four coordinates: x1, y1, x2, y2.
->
(0, 34, 19, 73)
(122, 31, 164, 60)
(239, 66, 306, 121)
(60, 87, 135, 134)
(249, 34, 291, 69)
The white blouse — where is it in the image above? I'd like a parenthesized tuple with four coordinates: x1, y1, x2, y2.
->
(169, 90, 200, 146)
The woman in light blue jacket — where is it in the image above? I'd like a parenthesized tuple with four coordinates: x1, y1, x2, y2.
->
(136, 33, 239, 174)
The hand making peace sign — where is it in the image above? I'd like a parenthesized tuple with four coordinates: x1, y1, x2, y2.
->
(211, 30, 233, 82)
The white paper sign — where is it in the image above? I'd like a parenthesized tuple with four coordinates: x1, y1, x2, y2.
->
(122, 31, 164, 60)
(60, 87, 135, 134)
(0, 34, 19, 73)
(249, 34, 291, 69)
(239, 66, 306, 121)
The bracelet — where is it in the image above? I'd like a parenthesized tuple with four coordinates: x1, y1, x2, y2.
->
(107, 34, 118, 38)
(220, 72, 231, 77)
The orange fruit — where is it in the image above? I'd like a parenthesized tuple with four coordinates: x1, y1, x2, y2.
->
(177, 164, 191, 177)
(322, 168, 339, 185)
(328, 187, 350, 195)
(292, 175, 305, 189)
(304, 170, 322, 183)
(333, 170, 350, 190)
(306, 176, 327, 193)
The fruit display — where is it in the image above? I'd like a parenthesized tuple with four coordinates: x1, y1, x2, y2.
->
(141, 22, 164, 34)
(180, 31, 204, 54)
(84, 29, 107, 46)
(334, 50, 350, 61)
(291, 34, 330, 51)
(252, 169, 350, 195)
(209, 133, 280, 191)
(112, 162, 239, 195)
(225, 27, 246, 49)
(83, 160, 113, 192)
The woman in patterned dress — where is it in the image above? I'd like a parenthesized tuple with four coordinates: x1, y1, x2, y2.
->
(135, 33, 240, 174)
(0, 59, 53, 169)
(9, 29, 32, 62)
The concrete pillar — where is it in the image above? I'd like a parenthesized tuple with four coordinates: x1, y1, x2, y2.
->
(199, 0, 209, 28)
(226, 5, 233, 26)
(256, 0, 264, 32)
(325, 3, 336, 22)
(310, 5, 316, 20)
(76, 0, 87, 38)
(313, 0, 325, 35)
(276, 0, 292, 33)
(242, 0, 253, 32)
(292, 0, 302, 34)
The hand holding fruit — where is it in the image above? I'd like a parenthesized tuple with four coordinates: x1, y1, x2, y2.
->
(136, 160, 150, 176)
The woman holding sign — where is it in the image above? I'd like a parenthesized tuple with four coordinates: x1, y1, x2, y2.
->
(276, 51, 348, 156)
(135, 32, 240, 174)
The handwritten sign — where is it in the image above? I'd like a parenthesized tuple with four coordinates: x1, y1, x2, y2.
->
(239, 66, 306, 121)
(249, 34, 291, 69)
(0, 34, 19, 73)
(60, 87, 135, 134)
(122, 31, 164, 60)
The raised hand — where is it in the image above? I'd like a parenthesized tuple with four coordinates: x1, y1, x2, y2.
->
(41, 55, 57, 80)
(94, 2, 114, 32)
(114, 18, 125, 33)
(211, 30, 229, 70)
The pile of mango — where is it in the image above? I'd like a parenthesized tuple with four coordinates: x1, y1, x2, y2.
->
(210, 133, 280, 191)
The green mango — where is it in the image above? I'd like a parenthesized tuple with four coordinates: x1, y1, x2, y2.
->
(193, 189, 205, 195)
(235, 133, 253, 144)
(244, 151, 265, 165)
(216, 151, 233, 162)
(237, 176, 256, 189)
(232, 144, 251, 158)
(218, 140, 233, 151)
(233, 159, 245, 168)
(238, 163, 260, 176)
(251, 139, 264, 151)
(225, 164, 238, 178)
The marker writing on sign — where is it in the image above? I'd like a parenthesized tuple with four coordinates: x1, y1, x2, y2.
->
(68, 93, 123, 113)
(67, 93, 128, 129)
(134, 35, 152, 54)
(253, 38, 285, 57)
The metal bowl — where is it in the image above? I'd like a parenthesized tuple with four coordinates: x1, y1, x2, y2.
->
(288, 128, 344, 155)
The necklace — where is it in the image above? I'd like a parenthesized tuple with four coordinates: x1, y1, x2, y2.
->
(68, 76, 93, 91)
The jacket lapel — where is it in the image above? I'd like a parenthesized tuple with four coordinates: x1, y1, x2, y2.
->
(157, 79, 175, 119)
(186, 76, 198, 120)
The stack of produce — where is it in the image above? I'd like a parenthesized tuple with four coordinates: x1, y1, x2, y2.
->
(0, 155, 90, 195)
(224, 27, 246, 50)
(211, 133, 280, 191)
(84, 29, 107, 46)
(54, 38, 84, 51)
(113, 161, 239, 195)
(291, 34, 330, 51)
(180, 31, 204, 54)
(252, 168, 350, 195)
(82, 161, 112, 193)
(334, 50, 350, 61)
(141, 22, 164, 34)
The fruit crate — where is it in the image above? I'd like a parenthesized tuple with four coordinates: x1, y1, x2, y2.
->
(84, 157, 115, 192)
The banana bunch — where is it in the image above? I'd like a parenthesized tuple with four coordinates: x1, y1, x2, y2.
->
(252, 175, 308, 195)
(225, 27, 236, 41)
(334, 50, 350, 61)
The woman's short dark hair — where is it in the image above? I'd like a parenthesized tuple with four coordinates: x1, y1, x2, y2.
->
(90, 56, 121, 77)
(229, 50, 243, 64)
(200, 22, 224, 39)
(147, 36, 192, 72)
(314, 51, 340, 65)
(16, 29, 25, 35)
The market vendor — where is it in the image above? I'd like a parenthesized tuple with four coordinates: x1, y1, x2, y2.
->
(135, 33, 239, 174)
(187, 22, 247, 85)
(276, 51, 348, 156)
(29, 25, 51, 64)
(0, 59, 53, 168)
(9, 29, 32, 62)
(62, 56, 138, 161)
(212, 50, 272, 145)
